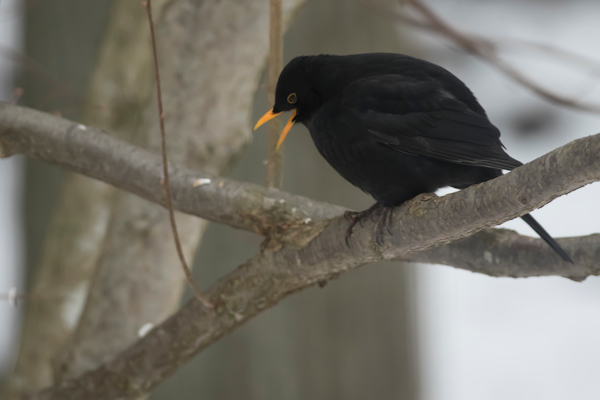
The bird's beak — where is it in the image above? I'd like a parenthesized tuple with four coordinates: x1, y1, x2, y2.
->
(254, 108, 297, 150)
(254, 108, 281, 130)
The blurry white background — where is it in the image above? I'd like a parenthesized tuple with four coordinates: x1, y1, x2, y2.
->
(413, 1, 600, 400)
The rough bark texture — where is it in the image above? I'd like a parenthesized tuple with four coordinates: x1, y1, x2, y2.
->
(49, 0, 307, 384)
(1, 102, 599, 278)
(7, 114, 598, 398)
(2, 0, 154, 396)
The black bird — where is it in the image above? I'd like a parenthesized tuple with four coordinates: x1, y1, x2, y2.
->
(255, 53, 572, 263)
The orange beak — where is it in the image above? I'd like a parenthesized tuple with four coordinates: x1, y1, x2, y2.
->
(254, 109, 297, 150)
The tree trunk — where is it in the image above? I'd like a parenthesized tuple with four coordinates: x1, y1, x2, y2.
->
(3, 0, 420, 399)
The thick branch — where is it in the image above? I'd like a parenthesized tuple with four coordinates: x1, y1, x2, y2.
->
(1, 101, 599, 278)
(20, 224, 600, 400)
(15, 180, 600, 400)
(3, 102, 600, 400)
(2, 1, 162, 395)
(0, 103, 343, 233)
(47, 0, 309, 385)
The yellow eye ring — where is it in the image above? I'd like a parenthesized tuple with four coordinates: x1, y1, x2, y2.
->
(287, 93, 297, 104)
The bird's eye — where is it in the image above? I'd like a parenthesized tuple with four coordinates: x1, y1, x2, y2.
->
(287, 93, 297, 104)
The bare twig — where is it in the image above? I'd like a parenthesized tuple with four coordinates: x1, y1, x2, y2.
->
(265, 0, 284, 188)
(386, 0, 600, 76)
(405, 0, 600, 112)
(493, 38, 600, 75)
(364, 0, 599, 68)
(143, 0, 211, 308)
(360, 0, 600, 113)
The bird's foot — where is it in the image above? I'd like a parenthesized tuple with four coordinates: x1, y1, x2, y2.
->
(375, 206, 394, 246)
(344, 203, 382, 246)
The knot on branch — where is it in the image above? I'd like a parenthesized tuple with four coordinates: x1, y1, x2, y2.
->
(260, 217, 331, 251)
(0, 137, 15, 158)
(408, 192, 439, 217)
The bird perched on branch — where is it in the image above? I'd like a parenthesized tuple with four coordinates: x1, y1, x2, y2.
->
(255, 53, 572, 263)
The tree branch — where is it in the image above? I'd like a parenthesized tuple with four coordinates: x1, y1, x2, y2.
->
(1, 102, 599, 277)
(46, 0, 309, 385)
(3, 102, 600, 400)
(0, 103, 343, 234)
(19, 223, 599, 400)
(406, 0, 600, 111)
(402, 230, 600, 281)
(360, 0, 600, 113)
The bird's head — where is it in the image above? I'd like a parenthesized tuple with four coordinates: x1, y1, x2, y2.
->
(254, 56, 322, 149)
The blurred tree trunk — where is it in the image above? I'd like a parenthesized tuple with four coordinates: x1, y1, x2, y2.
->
(152, 1, 421, 399)
(3, 1, 117, 396)
(3, 0, 420, 399)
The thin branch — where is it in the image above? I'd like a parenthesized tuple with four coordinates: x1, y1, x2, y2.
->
(492, 38, 600, 75)
(363, 0, 600, 71)
(0, 287, 70, 304)
(143, 0, 211, 308)
(406, 0, 600, 112)
(360, 0, 600, 113)
(265, 0, 284, 188)
(384, 0, 600, 77)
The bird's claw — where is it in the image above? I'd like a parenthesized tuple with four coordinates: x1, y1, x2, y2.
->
(374, 206, 394, 246)
(344, 204, 382, 246)
(344, 204, 394, 246)
(344, 211, 360, 247)
(375, 231, 385, 246)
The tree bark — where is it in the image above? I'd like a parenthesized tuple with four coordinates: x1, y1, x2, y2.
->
(51, 0, 308, 384)
(3, 0, 306, 396)
(3, 0, 147, 395)
(2, 102, 598, 275)
(4, 115, 597, 399)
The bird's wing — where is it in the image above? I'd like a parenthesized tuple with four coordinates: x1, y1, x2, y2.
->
(341, 75, 522, 170)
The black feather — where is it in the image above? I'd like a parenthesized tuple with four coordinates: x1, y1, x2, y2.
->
(265, 53, 572, 262)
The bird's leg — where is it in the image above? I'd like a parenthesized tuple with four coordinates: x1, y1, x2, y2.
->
(375, 206, 395, 246)
(344, 203, 382, 246)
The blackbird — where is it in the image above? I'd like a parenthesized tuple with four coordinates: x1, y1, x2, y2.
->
(255, 53, 572, 263)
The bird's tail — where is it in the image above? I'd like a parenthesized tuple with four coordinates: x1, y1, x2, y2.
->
(520, 213, 573, 263)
